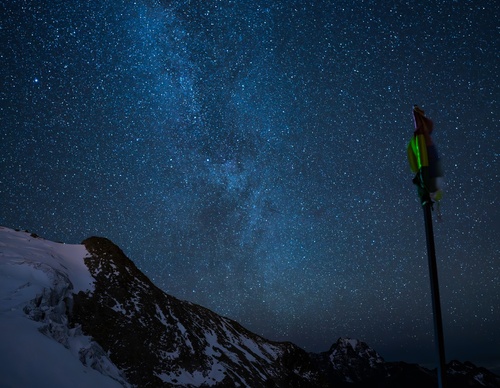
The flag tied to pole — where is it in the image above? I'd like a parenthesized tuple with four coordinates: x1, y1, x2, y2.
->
(407, 105, 443, 205)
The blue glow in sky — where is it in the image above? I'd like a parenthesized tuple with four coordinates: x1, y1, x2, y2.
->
(1, 0, 498, 372)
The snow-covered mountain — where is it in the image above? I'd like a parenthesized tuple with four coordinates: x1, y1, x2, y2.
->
(0, 226, 127, 387)
(1, 226, 498, 387)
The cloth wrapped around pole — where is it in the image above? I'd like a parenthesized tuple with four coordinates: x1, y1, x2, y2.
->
(407, 106, 443, 205)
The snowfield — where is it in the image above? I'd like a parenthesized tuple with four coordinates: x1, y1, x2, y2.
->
(0, 227, 124, 387)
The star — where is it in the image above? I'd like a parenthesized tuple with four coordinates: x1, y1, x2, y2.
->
(1, 0, 498, 373)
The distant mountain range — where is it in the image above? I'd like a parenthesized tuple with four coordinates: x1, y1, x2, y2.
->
(1, 226, 498, 387)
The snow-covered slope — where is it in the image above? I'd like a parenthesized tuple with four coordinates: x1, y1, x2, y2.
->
(1, 226, 498, 387)
(0, 227, 127, 387)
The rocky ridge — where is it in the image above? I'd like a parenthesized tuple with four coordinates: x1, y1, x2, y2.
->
(2, 228, 499, 387)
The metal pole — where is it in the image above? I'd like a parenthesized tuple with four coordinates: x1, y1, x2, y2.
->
(423, 201, 447, 388)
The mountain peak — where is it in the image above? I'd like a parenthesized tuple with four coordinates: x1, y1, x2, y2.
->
(1, 227, 498, 387)
(74, 234, 320, 386)
(322, 337, 385, 384)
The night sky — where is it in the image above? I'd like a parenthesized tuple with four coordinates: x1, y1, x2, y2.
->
(1, 0, 499, 372)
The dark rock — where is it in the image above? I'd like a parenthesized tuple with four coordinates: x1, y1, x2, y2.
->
(64, 236, 500, 387)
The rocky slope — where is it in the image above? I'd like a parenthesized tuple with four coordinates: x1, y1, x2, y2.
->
(1, 227, 499, 387)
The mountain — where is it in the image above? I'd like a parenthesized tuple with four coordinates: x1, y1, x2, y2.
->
(1, 226, 498, 387)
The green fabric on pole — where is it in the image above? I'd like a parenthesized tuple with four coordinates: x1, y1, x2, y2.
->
(408, 105, 447, 388)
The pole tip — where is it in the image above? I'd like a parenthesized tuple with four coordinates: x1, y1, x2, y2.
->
(413, 105, 425, 115)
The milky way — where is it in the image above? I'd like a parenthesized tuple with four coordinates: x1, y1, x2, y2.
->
(1, 0, 498, 370)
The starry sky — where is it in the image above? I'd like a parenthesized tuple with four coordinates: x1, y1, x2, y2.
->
(1, 0, 499, 372)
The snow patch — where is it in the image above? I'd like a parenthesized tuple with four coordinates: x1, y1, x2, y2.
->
(155, 303, 169, 327)
(156, 360, 226, 386)
(0, 227, 128, 387)
(346, 338, 359, 350)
